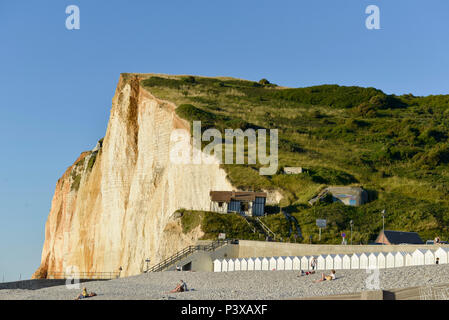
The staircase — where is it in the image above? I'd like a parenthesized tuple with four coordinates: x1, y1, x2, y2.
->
(146, 240, 231, 273)
(255, 217, 277, 240)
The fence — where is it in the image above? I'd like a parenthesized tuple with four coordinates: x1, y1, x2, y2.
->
(46, 272, 120, 279)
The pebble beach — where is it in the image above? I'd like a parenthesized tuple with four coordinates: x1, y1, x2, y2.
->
(1, 264, 449, 300)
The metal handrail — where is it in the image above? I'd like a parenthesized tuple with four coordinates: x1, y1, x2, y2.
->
(147, 240, 230, 272)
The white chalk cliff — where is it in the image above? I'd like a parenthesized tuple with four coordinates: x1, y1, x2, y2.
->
(33, 74, 235, 278)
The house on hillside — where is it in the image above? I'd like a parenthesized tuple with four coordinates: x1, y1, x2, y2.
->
(376, 230, 424, 245)
(308, 186, 368, 206)
(209, 191, 267, 216)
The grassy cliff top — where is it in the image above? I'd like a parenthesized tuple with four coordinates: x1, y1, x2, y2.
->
(138, 74, 449, 243)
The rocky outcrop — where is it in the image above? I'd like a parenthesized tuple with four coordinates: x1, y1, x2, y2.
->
(33, 74, 235, 278)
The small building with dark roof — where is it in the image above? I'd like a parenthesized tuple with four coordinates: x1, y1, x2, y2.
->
(209, 191, 267, 216)
(376, 230, 424, 245)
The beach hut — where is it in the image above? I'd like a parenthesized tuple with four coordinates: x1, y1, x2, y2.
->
(412, 249, 426, 266)
(254, 258, 262, 271)
(228, 259, 235, 272)
(377, 252, 386, 269)
(261, 257, 269, 271)
(269, 257, 278, 270)
(222, 259, 229, 272)
(325, 254, 335, 270)
(292, 257, 301, 270)
(359, 253, 369, 269)
(385, 252, 395, 268)
(394, 252, 406, 267)
(301, 256, 310, 270)
(368, 253, 379, 269)
(351, 254, 361, 269)
(317, 255, 326, 270)
(284, 257, 293, 270)
(435, 247, 449, 264)
(333, 254, 343, 270)
(423, 249, 435, 265)
(342, 254, 351, 269)
(405, 252, 413, 266)
(247, 258, 255, 271)
(240, 258, 248, 271)
(276, 256, 286, 271)
(234, 258, 241, 271)
(213, 259, 222, 272)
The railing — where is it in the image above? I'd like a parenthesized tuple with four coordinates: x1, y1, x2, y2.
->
(256, 217, 277, 240)
(147, 239, 231, 273)
(46, 272, 120, 280)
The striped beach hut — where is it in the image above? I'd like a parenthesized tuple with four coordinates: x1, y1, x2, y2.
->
(377, 252, 386, 269)
(405, 252, 413, 266)
(412, 249, 426, 266)
(222, 259, 229, 272)
(301, 256, 311, 270)
(368, 252, 379, 269)
(394, 251, 406, 268)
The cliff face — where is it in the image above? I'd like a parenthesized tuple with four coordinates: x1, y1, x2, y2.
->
(33, 75, 234, 278)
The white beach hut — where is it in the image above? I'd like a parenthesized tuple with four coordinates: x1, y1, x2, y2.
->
(227, 259, 235, 272)
(333, 255, 343, 270)
(405, 252, 413, 266)
(284, 256, 293, 271)
(325, 254, 335, 270)
(368, 252, 379, 269)
(292, 256, 301, 270)
(342, 254, 351, 269)
(254, 257, 262, 271)
(222, 259, 229, 272)
(385, 252, 395, 268)
(317, 255, 326, 270)
(424, 250, 435, 265)
(269, 257, 278, 270)
(301, 256, 310, 270)
(412, 249, 426, 266)
(394, 251, 406, 268)
(377, 252, 386, 269)
(359, 253, 369, 269)
(351, 254, 361, 269)
(261, 257, 269, 271)
(276, 256, 286, 271)
(234, 258, 241, 271)
(240, 258, 248, 271)
(247, 258, 255, 271)
(435, 247, 449, 264)
(213, 259, 222, 272)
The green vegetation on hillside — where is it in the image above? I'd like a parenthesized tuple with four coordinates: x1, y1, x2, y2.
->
(141, 74, 449, 243)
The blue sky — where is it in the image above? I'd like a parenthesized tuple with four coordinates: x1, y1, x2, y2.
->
(0, 0, 448, 281)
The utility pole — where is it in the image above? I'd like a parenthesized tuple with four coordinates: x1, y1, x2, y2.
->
(381, 209, 386, 243)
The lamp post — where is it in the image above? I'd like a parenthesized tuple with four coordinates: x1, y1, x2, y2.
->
(350, 220, 353, 245)
(145, 258, 151, 272)
(381, 209, 386, 243)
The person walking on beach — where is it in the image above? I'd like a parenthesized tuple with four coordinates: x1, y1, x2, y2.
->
(310, 257, 317, 271)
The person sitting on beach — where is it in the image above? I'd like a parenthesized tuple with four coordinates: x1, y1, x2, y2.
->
(169, 280, 188, 293)
(75, 287, 97, 300)
(314, 270, 336, 283)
